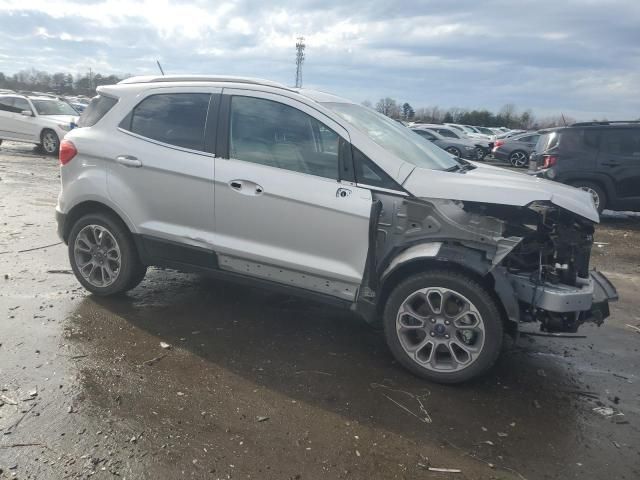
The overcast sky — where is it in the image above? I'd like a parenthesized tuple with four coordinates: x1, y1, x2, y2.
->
(0, 0, 639, 120)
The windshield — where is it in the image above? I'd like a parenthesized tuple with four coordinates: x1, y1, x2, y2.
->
(32, 99, 78, 116)
(322, 102, 458, 171)
(476, 127, 494, 135)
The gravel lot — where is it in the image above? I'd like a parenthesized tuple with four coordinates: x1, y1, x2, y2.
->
(1, 141, 639, 480)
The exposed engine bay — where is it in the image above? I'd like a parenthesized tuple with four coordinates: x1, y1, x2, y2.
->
(358, 193, 618, 335)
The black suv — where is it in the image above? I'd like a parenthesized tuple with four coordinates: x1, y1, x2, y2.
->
(530, 122, 640, 213)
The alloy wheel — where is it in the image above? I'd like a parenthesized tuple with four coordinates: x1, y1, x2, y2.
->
(42, 132, 58, 153)
(579, 186, 600, 210)
(509, 151, 528, 167)
(395, 287, 485, 373)
(73, 224, 121, 287)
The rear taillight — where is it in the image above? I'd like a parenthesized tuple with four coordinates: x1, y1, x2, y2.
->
(59, 140, 77, 165)
(542, 154, 558, 168)
(494, 139, 504, 148)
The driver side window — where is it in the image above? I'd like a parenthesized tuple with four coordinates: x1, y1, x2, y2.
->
(229, 96, 339, 180)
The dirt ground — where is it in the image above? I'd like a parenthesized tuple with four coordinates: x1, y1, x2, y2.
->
(0, 141, 639, 480)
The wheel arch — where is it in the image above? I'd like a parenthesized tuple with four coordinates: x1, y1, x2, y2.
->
(563, 174, 614, 202)
(374, 255, 512, 332)
(62, 200, 134, 243)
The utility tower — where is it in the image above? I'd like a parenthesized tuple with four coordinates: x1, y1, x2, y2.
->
(295, 36, 305, 88)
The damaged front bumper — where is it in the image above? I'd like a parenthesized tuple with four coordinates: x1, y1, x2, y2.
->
(508, 270, 618, 333)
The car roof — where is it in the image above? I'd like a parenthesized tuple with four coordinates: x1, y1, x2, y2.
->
(540, 121, 640, 134)
(110, 75, 356, 106)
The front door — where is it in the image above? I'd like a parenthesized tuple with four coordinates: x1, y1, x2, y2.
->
(213, 91, 372, 301)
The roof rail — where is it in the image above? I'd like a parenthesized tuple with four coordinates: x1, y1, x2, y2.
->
(571, 120, 640, 127)
(118, 75, 294, 91)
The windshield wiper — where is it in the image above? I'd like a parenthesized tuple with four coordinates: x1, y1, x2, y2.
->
(445, 164, 462, 172)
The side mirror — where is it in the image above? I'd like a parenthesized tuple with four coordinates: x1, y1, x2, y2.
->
(20, 110, 33, 117)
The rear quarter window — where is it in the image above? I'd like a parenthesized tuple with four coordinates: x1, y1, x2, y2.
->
(77, 95, 118, 127)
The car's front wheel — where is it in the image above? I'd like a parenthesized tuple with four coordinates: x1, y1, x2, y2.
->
(68, 212, 147, 295)
(383, 269, 503, 383)
(40, 129, 60, 155)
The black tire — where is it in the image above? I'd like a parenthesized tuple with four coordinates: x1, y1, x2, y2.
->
(445, 146, 462, 157)
(475, 147, 486, 161)
(68, 212, 146, 295)
(571, 181, 606, 213)
(40, 129, 60, 155)
(383, 269, 503, 384)
(508, 150, 529, 168)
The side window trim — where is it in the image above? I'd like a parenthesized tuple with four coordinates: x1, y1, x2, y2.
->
(221, 93, 344, 181)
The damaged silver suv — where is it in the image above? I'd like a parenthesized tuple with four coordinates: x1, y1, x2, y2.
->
(56, 76, 617, 383)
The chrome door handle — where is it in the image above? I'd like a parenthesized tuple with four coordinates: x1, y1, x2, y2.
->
(116, 155, 142, 168)
(229, 179, 263, 196)
(336, 187, 351, 198)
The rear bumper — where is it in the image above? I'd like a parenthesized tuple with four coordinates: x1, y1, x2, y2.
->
(56, 209, 67, 243)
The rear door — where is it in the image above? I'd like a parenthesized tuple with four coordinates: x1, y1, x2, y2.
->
(598, 128, 640, 203)
(11, 98, 40, 142)
(213, 90, 372, 301)
(0, 97, 34, 141)
(107, 87, 220, 252)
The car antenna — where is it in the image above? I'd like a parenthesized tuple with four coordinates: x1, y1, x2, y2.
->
(156, 60, 165, 76)
(561, 113, 567, 126)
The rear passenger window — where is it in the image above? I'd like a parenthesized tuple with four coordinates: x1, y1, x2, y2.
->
(78, 95, 118, 127)
(0, 97, 16, 112)
(126, 93, 210, 151)
(229, 96, 339, 179)
(601, 129, 640, 157)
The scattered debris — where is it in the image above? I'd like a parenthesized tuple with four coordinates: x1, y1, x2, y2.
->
(46, 269, 73, 274)
(142, 353, 167, 366)
(537, 369, 546, 377)
(17, 242, 62, 253)
(370, 382, 432, 424)
(256, 416, 269, 422)
(160, 341, 172, 350)
(533, 400, 541, 409)
(625, 324, 640, 334)
(593, 406, 624, 417)
(497, 432, 508, 438)
(428, 467, 461, 473)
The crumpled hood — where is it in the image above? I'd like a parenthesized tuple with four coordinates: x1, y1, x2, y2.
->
(402, 161, 599, 223)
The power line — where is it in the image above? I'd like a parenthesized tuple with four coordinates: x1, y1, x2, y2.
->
(295, 36, 305, 88)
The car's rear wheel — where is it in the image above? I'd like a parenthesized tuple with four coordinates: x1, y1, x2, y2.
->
(475, 147, 486, 160)
(572, 181, 606, 213)
(445, 146, 462, 157)
(68, 212, 147, 295)
(509, 150, 528, 167)
(383, 269, 503, 383)
(40, 129, 60, 155)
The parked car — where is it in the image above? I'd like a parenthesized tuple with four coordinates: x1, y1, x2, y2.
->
(530, 121, 640, 213)
(492, 132, 540, 167)
(411, 126, 480, 160)
(0, 94, 78, 154)
(56, 75, 616, 383)
(416, 124, 488, 160)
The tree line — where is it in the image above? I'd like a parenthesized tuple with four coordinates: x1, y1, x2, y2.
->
(366, 97, 578, 129)
(0, 68, 128, 97)
(0, 68, 594, 129)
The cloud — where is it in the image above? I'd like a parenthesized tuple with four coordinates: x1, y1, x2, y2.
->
(0, 0, 638, 119)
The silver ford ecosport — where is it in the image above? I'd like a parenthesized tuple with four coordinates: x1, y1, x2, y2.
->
(56, 75, 617, 383)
